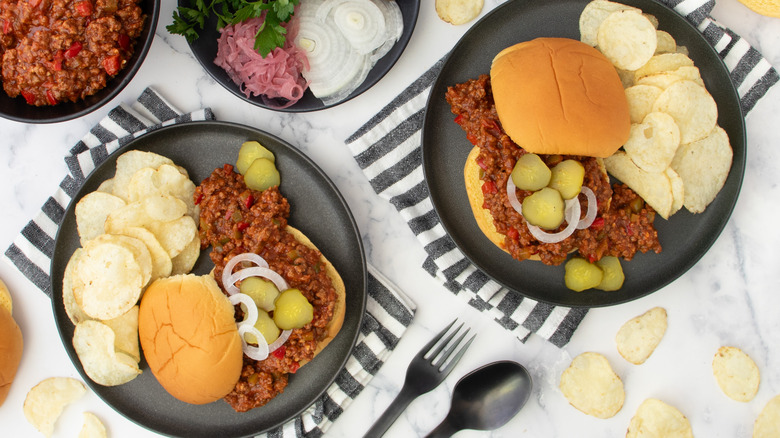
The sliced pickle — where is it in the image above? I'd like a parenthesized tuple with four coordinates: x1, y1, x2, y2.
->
(549, 160, 585, 200)
(246, 309, 281, 345)
(511, 153, 551, 191)
(244, 158, 281, 192)
(565, 257, 604, 292)
(273, 288, 313, 330)
(236, 141, 275, 175)
(522, 187, 565, 230)
(596, 256, 625, 291)
(240, 277, 280, 312)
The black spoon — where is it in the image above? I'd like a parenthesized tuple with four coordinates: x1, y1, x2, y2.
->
(425, 360, 533, 437)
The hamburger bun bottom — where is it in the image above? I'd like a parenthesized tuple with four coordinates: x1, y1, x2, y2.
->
(0, 306, 23, 407)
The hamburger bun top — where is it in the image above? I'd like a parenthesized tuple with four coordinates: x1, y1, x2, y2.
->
(138, 274, 242, 405)
(490, 37, 630, 158)
(0, 306, 23, 407)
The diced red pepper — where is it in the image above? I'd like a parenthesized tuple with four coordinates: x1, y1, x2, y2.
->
(102, 54, 120, 75)
(29, 0, 41, 8)
(118, 33, 130, 50)
(588, 253, 598, 264)
(50, 50, 64, 71)
(476, 157, 487, 171)
(194, 193, 204, 205)
(45, 90, 57, 105)
(289, 361, 300, 373)
(589, 217, 605, 230)
(236, 221, 249, 231)
(2, 19, 11, 35)
(243, 194, 254, 209)
(481, 180, 497, 195)
(64, 41, 83, 58)
(272, 345, 286, 359)
(74, 0, 93, 17)
(21, 90, 36, 105)
(466, 133, 478, 145)
(454, 114, 464, 125)
(506, 227, 519, 241)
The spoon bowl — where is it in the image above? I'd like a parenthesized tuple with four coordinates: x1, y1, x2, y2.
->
(426, 360, 533, 437)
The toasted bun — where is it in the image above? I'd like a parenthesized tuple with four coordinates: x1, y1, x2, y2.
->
(138, 274, 243, 405)
(0, 306, 23, 407)
(286, 226, 346, 367)
(490, 37, 630, 158)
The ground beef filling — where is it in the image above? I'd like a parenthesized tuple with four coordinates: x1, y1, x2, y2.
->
(0, 0, 144, 106)
(195, 164, 337, 412)
(446, 75, 661, 265)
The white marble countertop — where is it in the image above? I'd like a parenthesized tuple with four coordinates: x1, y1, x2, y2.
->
(2, 0, 780, 437)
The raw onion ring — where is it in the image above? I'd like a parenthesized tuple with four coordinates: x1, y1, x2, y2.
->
(229, 293, 258, 328)
(269, 329, 293, 352)
(576, 187, 598, 230)
(222, 253, 269, 295)
(227, 266, 289, 294)
(238, 324, 270, 361)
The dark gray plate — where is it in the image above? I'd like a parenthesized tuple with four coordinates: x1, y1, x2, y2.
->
(0, 0, 159, 124)
(422, 0, 745, 307)
(184, 0, 420, 112)
(50, 121, 366, 437)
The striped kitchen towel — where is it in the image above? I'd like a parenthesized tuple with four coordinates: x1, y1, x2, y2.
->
(346, 0, 778, 348)
(3, 87, 416, 438)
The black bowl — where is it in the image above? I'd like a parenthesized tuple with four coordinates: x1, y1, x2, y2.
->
(0, 0, 160, 124)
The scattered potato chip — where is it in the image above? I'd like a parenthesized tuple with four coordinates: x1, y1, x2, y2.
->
(75, 192, 127, 244)
(671, 126, 732, 213)
(666, 167, 685, 216)
(605, 151, 675, 219)
(171, 234, 201, 275)
(625, 84, 663, 124)
(560, 352, 624, 418)
(111, 151, 174, 201)
(579, 0, 639, 46)
(73, 239, 145, 320)
(626, 398, 693, 438)
(127, 164, 197, 219)
(597, 9, 657, 71)
(636, 71, 688, 89)
(435, 0, 484, 25)
(102, 305, 140, 363)
(63, 249, 92, 325)
(23, 377, 87, 437)
(145, 215, 199, 258)
(624, 112, 681, 173)
(78, 412, 107, 438)
(652, 79, 717, 144)
(113, 226, 173, 281)
(753, 394, 780, 438)
(0, 277, 11, 314)
(95, 178, 114, 194)
(73, 320, 142, 386)
(616, 307, 667, 364)
(642, 12, 658, 28)
(633, 53, 694, 82)
(655, 30, 677, 54)
(89, 233, 153, 287)
(737, 0, 780, 17)
(712, 346, 760, 402)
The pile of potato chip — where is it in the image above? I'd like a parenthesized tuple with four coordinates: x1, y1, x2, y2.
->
(580, 0, 733, 219)
(63, 150, 200, 387)
(23, 376, 108, 438)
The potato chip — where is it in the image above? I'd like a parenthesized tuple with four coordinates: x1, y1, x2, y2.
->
(625, 84, 663, 124)
(111, 151, 174, 201)
(627, 398, 693, 438)
(624, 112, 681, 173)
(636, 71, 688, 89)
(145, 215, 198, 258)
(597, 9, 657, 71)
(171, 234, 201, 275)
(75, 192, 126, 244)
(73, 320, 142, 386)
(559, 352, 624, 418)
(633, 53, 694, 82)
(142, 194, 188, 223)
(95, 178, 114, 194)
(63, 249, 92, 325)
(88, 233, 153, 287)
(605, 151, 675, 219)
(753, 394, 780, 438)
(671, 126, 732, 213)
(102, 305, 140, 363)
(579, 0, 639, 46)
(0, 277, 11, 314)
(666, 167, 685, 216)
(23, 377, 87, 437)
(712, 346, 760, 402)
(655, 30, 678, 54)
(652, 79, 717, 144)
(616, 307, 667, 364)
(73, 239, 145, 320)
(127, 164, 197, 219)
(113, 226, 173, 281)
(79, 412, 107, 438)
(104, 201, 154, 233)
(435, 0, 484, 25)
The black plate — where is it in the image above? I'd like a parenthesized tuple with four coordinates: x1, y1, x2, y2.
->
(184, 0, 419, 112)
(422, 0, 745, 307)
(50, 121, 367, 437)
(0, 0, 159, 124)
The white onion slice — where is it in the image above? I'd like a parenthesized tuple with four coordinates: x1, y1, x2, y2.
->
(506, 175, 524, 215)
(222, 253, 269, 295)
(227, 266, 289, 294)
(576, 187, 598, 230)
(527, 199, 581, 243)
(319, 0, 387, 54)
(269, 329, 293, 352)
(229, 293, 258, 327)
(238, 324, 269, 361)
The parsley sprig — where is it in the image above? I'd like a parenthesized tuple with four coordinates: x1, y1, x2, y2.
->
(167, 0, 300, 57)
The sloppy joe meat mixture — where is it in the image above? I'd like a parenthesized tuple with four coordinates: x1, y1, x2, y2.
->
(0, 0, 144, 106)
(195, 164, 337, 412)
(446, 75, 661, 265)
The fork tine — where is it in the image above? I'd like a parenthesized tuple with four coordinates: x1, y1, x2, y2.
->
(432, 327, 470, 369)
(425, 321, 464, 362)
(419, 319, 457, 359)
(439, 332, 476, 375)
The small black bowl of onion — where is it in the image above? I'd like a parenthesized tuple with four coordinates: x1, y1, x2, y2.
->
(183, 0, 419, 112)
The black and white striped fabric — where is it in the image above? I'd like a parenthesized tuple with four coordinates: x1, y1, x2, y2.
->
(346, 0, 778, 348)
(3, 88, 416, 438)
